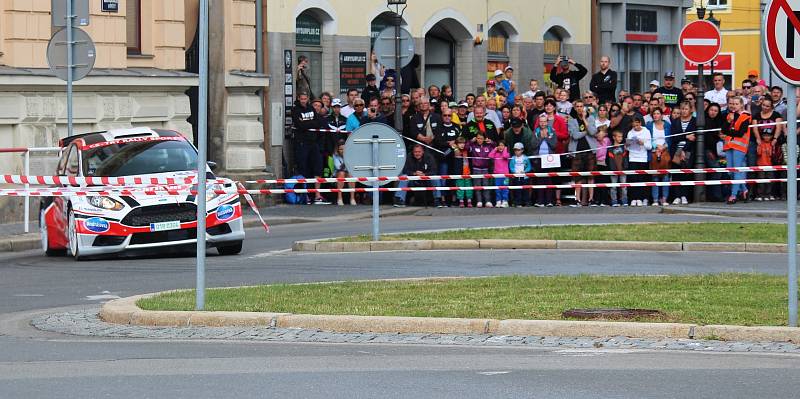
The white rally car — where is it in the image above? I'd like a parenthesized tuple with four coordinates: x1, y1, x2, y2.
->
(39, 127, 245, 260)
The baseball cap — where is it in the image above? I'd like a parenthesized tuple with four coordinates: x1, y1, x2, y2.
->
(513, 142, 524, 150)
(486, 79, 496, 86)
(430, 98, 439, 105)
(504, 66, 514, 72)
(510, 118, 524, 128)
(366, 73, 376, 81)
(448, 101, 458, 108)
(494, 70, 504, 77)
(664, 71, 675, 79)
(458, 101, 468, 108)
(748, 69, 759, 77)
(649, 80, 660, 87)
(331, 98, 342, 107)
(681, 78, 692, 85)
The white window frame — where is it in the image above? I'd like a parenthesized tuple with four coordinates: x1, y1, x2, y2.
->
(706, 0, 729, 10)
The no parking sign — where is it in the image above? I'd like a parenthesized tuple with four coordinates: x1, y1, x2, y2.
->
(764, 0, 800, 84)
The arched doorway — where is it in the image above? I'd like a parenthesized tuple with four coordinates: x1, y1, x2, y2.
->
(296, 9, 331, 98)
(424, 18, 471, 93)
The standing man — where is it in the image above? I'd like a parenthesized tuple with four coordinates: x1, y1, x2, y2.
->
(296, 55, 314, 100)
(291, 92, 329, 204)
(361, 74, 380, 104)
(681, 78, 693, 97)
(501, 66, 517, 105)
(550, 55, 588, 101)
(340, 88, 359, 118)
(654, 72, 684, 111)
(410, 96, 443, 150)
(705, 73, 729, 111)
(772, 86, 787, 119)
(589, 55, 618, 104)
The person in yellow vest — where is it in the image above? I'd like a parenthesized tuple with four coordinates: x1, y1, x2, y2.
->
(721, 96, 752, 204)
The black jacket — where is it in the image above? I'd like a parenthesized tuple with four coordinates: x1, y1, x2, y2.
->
(432, 123, 461, 161)
(411, 112, 444, 141)
(402, 152, 436, 176)
(361, 85, 380, 103)
(589, 69, 618, 104)
(324, 113, 348, 153)
(550, 63, 588, 101)
(669, 116, 698, 158)
(291, 100, 320, 143)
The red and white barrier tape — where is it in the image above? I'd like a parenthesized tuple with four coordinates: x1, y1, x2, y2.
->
(237, 182, 269, 233)
(1, 166, 794, 187)
(0, 178, 792, 196)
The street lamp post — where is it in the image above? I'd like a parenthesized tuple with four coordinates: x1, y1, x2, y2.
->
(388, 0, 407, 133)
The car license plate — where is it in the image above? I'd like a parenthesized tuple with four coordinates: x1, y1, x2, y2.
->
(149, 221, 181, 232)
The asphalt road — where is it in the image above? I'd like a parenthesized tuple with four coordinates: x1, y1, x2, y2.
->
(1, 211, 798, 398)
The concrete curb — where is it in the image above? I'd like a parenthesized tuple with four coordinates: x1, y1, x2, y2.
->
(99, 293, 800, 342)
(293, 238, 795, 254)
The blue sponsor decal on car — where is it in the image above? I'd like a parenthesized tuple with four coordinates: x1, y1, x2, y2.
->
(84, 217, 110, 233)
(216, 204, 235, 221)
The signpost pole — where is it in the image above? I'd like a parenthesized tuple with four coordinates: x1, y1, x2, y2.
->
(694, 63, 706, 201)
(393, 12, 403, 132)
(66, 0, 74, 137)
(787, 87, 798, 327)
(371, 136, 380, 241)
(195, 0, 209, 311)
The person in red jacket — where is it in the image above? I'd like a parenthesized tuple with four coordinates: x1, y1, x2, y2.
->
(542, 98, 569, 205)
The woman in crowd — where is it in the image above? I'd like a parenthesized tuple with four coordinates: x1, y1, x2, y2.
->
(721, 96, 752, 204)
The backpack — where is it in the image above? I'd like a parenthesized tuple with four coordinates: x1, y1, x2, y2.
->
(284, 175, 308, 205)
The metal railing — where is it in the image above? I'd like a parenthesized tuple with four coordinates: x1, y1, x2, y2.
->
(0, 147, 61, 233)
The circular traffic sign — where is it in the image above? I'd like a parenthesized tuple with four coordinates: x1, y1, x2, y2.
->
(47, 27, 96, 82)
(764, 0, 800, 84)
(678, 20, 721, 65)
(373, 27, 415, 70)
(343, 123, 406, 186)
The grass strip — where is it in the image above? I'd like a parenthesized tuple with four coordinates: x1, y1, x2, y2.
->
(138, 274, 798, 326)
(330, 223, 788, 243)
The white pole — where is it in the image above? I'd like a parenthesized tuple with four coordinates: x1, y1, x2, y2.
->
(195, 0, 209, 311)
(66, 0, 74, 137)
(24, 151, 30, 233)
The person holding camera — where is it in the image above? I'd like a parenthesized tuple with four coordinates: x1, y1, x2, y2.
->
(296, 55, 314, 100)
(550, 55, 588, 102)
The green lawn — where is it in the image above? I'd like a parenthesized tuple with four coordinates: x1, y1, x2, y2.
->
(331, 223, 788, 243)
(138, 274, 799, 326)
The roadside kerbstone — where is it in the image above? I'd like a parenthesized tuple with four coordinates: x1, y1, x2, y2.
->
(745, 243, 789, 253)
(341, 242, 371, 252)
(369, 240, 432, 251)
(683, 242, 746, 252)
(314, 241, 345, 252)
(187, 312, 283, 327)
(479, 239, 557, 250)
(276, 314, 493, 335)
(496, 319, 694, 339)
(695, 325, 800, 343)
(431, 240, 480, 250)
(9, 237, 39, 251)
(556, 240, 681, 252)
(291, 240, 317, 251)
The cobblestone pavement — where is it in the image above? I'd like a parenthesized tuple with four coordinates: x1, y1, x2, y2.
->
(32, 310, 800, 354)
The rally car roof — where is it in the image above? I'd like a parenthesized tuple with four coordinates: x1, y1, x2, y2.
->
(59, 127, 184, 148)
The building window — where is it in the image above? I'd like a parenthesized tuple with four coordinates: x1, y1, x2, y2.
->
(488, 25, 509, 59)
(626, 9, 657, 33)
(706, 0, 728, 9)
(296, 14, 322, 47)
(543, 28, 563, 89)
(126, 0, 141, 55)
(424, 25, 455, 91)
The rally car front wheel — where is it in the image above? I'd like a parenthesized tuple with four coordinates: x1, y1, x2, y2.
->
(67, 209, 84, 261)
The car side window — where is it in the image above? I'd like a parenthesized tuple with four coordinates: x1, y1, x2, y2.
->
(56, 147, 70, 175)
(66, 146, 80, 176)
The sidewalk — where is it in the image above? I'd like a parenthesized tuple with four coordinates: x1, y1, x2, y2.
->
(665, 200, 800, 218)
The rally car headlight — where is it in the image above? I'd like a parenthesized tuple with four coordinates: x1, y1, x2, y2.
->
(87, 196, 125, 211)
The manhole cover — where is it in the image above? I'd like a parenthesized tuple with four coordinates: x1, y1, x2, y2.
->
(562, 308, 665, 320)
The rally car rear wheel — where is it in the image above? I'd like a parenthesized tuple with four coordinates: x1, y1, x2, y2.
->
(40, 208, 64, 257)
(67, 210, 84, 261)
(217, 241, 243, 255)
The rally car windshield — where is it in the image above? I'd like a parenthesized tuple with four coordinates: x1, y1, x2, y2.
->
(83, 140, 198, 177)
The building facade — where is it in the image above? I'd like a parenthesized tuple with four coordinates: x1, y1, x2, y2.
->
(685, 0, 762, 90)
(598, 0, 693, 93)
(0, 0, 269, 222)
(266, 0, 592, 177)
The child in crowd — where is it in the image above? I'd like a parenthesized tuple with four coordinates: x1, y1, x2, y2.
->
(489, 140, 510, 207)
(509, 142, 532, 207)
(453, 137, 473, 207)
(468, 132, 495, 207)
(594, 126, 611, 206)
(647, 108, 671, 206)
(328, 140, 357, 206)
(756, 131, 775, 201)
(607, 130, 629, 207)
(531, 113, 558, 206)
(626, 116, 652, 206)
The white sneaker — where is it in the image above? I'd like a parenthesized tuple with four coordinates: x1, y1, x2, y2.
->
(476, 202, 483, 208)
(672, 198, 681, 205)
(337, 199, 344, 206)
(652, 200, 660, 206)
(642, 199, 649, 206)
(502, 201, 509, 208)
(495, 201, 502, 208)
(681, 196, 688, 204)
(485, 202, 494, 208)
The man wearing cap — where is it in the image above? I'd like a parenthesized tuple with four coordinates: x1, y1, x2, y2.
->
(681, 78, 693, 97)
(654, 72, 684, 110)
(550, 55, 588, 102)
(748, 70, 767, 87)
(649, 80, 660, 93)
(589, 56, 618, 104)
(291, 92, 329, 204)
(500, 66, 517, 105)
(325, 98, 348, 153)
(503, 117, 533, 156)
(361, 74, 380, 104)
(456, 101, 470, 130)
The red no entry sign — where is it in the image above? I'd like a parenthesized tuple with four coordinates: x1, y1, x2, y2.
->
(678, 20, 721, 65)
(765, 0, 800, 84)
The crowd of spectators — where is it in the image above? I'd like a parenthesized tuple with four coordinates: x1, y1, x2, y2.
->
(291, 54, 800, 207)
